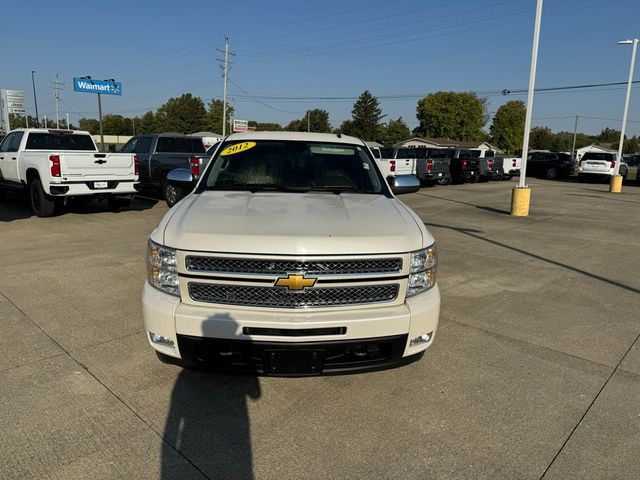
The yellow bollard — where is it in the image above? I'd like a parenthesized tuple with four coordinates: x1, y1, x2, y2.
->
(511, 187, 531, 217)
(609, 175, 623, 193)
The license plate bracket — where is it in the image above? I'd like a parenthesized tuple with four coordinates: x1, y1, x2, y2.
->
(264, 349, 325, 376)
(94, 181, 108, 189)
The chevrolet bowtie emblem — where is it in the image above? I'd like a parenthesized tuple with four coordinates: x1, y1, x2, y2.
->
(275, 274, 317, 290)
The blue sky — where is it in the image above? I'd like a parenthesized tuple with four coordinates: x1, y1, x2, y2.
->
(4, 0, 640, 136)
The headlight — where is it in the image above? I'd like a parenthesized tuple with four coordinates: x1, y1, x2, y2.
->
(407, 243, 437, 297)
(147, 240, 179, 296)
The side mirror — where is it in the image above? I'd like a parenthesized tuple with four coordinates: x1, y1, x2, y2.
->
(388, 174, 420, 195)
(167, 168, 195, 188)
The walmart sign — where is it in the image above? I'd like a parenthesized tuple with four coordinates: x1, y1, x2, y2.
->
(73, 78, 122, 96)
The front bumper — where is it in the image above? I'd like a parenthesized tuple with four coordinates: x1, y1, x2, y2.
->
(142, 281, 440, 375)
(48, 180, 138, 196)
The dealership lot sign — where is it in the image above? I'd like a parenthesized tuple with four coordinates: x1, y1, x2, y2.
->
(1, 89, 27, 131)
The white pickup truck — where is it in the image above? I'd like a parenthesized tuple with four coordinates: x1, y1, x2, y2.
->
(143, 132, 440, 376)
(0, 128, 138, 217)
(371, 147, 417, 177)
(499, 156, 521, 179)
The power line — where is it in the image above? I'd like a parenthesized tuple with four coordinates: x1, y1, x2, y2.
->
(209, 80, 640, 103)
(70, 0, 607, 92)
(499, 80, 640, 96)
(228, 80, 303, 114)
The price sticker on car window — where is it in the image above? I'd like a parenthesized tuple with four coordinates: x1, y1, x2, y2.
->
(220, 142, 256, 156)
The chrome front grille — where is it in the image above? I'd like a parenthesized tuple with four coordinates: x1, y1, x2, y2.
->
(188, 283, 399, 308)
(185, 257, 403, 275)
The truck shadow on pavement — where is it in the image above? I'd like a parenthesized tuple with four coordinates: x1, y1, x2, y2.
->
(0, 193, 158, 222)
(0, 193, 33, 222)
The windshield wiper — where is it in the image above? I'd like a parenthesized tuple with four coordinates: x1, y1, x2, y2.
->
(306, 186, 364, 194)
(210, 183, 301, 193)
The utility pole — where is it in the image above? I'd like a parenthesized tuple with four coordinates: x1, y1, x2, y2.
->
(571, 115, 579, 158)
(132, 118, 135, 136)
(44, 115, 48, 128)
(307, 110, 310, 132)
(51, 73, 65, 128)
(217, 36, 235, 137)
(66, 113, 70, 130)
(31, 71, 39, 124)
(97, 93, 104, 151)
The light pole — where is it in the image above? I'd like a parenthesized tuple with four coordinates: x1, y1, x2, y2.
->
(82, 76, 117, 151)
(31, 71, 39, 125)
(511, 0, 544, 216)
(610, 38, 638, 193)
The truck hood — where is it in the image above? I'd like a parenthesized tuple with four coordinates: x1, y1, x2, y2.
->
(159, 191, 429, 255)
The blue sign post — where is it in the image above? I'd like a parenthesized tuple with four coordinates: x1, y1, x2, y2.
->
(73, 78, 122, 95)
(73, 76, 123, 150)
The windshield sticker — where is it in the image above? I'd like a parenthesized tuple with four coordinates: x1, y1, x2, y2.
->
(220, 142, 256, 156)
(310, 146, 355, 155)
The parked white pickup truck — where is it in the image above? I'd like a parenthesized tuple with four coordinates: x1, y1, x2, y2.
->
(372, 147, 417, 177)
(143, 132, 440, 376)
(499, 156, 521, 179)
(0, 128, 138, 217)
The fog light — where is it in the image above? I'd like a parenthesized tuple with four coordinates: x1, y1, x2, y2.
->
(353, 344, 368, 358)
(410, 332, 433, 346)
(149, 332, 175, 348)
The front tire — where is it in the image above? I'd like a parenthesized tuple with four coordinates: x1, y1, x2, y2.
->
(29, 178, 56, 217)
(437, 173, 452, 186)
(546, 167, 559, 180)
(162, 178, 185, 207)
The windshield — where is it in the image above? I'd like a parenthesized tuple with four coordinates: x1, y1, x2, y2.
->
(582, 152, 615, 161)
(201, 140, 387, 195)
(429, 149, 455, 158)
(156, 136, 205, 153)
(395, 148, 416, 159)
(25, 132, 96, 151)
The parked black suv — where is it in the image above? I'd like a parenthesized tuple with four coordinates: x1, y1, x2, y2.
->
(526, 151, 575, 179)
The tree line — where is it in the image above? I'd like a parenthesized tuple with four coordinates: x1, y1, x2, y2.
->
(7, 91, 638, 154)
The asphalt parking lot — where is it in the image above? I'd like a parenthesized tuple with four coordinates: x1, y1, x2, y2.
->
(1, 177, 638, 480)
